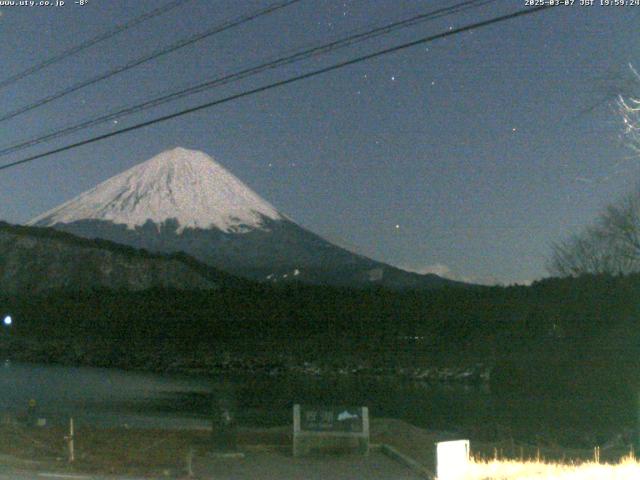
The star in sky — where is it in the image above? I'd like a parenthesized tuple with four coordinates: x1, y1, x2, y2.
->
(341, 1, 349, 17)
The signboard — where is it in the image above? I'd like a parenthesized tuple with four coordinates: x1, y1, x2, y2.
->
(436, 439, 470, 480)
(293, 404, 369, 457)
(300, 406, 364, 433)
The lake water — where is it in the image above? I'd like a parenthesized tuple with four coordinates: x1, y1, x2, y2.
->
(2, 362, 631, 445)
(0, 362, 211, 428)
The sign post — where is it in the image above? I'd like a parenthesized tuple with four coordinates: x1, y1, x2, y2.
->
(293, 404, 369, 457)
(210, 381, 238, 453)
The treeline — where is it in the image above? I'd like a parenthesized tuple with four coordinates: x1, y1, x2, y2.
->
(2, 273, 640, 369)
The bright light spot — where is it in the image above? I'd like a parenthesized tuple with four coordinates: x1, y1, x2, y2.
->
(391, 76, 396, 81)
(395, 224, 400, 229)
(437, 440, 470, 480)
(3, 315, 12, 326)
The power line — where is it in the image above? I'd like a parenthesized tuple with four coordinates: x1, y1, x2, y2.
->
(0, 4, 554, 173)
(0, 0, 498, 158)
(0, 0, 194, 91)
(0, 0, 303, 124)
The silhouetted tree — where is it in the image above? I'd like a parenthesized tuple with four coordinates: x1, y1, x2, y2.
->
(549, 65, 640, 276)
(548, 191, 640, 276)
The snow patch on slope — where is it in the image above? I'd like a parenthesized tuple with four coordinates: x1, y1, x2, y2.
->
(30, 147, 282, 233)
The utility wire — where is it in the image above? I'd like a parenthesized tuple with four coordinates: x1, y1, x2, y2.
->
(0, 0, 303, 124)
(0, 0, 194, 91)
(0, 4, 554, 173)
(0, 0, 498, 158)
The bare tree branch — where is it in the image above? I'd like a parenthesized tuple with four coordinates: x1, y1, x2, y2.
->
(549, 64, 640, 276)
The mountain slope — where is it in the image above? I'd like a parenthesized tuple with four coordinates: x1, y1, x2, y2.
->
(0, 222, 239, 294)
(30, 147, 461, 289)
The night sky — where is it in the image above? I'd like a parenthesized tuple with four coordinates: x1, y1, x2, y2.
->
(0, 0, 638, 285)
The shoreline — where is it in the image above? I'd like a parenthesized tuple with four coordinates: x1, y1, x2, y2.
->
(1, 336, 492, 384)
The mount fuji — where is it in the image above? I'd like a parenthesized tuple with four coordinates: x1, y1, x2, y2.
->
(30, 147, 458, 289)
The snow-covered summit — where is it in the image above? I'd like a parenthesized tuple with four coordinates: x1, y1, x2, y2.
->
(29, 147, 282, 233)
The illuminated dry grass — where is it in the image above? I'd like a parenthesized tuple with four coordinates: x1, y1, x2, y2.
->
(467, 455, 640, 480)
